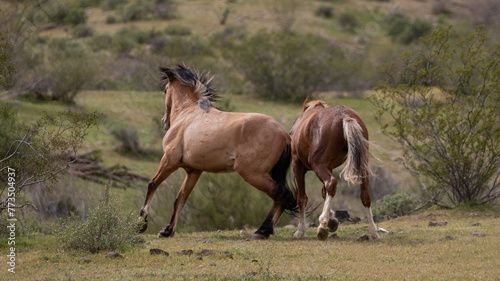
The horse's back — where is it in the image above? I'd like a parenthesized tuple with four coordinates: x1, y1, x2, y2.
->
(294, 105, 367, 170)
(179, 110, 289, 173)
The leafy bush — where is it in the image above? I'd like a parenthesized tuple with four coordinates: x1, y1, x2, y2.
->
(339, 12, 359, 33)
(46, 39, 99, 103)
(49, 5, 69, 25)
(106, 15, 118, 24)
(103, 0, 129, 10)
(165, 25, 192, 36)
(374, 192, 422, 217)
(64, 8, 87, 26)
(118, 0, 176, 22)
(386, 13, 432, 44)
(400, 19, 433, 44)
(58, 190, 138, 253)
(110, 125, 142, 154)
(71, 24, 94, 38)
(369, 26, 500, 206)
(89, 33, 113, 51)
(386, 12, 411, 38)
(232, 30, 349, 102)
(315, 6, 334, 19)
(1, 108, 99, 217)
(210, 25, 247, 48)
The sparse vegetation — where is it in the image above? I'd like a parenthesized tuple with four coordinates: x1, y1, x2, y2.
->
(374, 192, 423, 216)
(58, 188, 138, 253)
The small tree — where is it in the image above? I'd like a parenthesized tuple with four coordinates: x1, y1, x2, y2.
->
(369, 26, 500, 207)
(0, 106, 99, 215)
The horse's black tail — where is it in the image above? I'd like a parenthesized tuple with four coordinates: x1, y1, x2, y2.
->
(271, 143, 299, 217)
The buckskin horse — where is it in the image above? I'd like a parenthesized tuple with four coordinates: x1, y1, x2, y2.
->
(290, 98, 380, 240)
(138, 64, 297, 239)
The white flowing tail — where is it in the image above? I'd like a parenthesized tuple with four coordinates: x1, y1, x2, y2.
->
(340, 117, 372, 185)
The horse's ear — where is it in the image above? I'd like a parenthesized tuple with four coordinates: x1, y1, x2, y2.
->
(159, 66, 175, 82)
(302, 96, 310, 112)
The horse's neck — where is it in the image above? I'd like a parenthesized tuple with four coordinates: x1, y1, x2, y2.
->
(169, 95, 198, 124)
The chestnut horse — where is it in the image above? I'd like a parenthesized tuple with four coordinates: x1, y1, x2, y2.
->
(290, 98, 380, 240)
(138, 64, 297, 239)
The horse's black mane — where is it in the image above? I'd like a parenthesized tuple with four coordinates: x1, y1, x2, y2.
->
(159, 64, 219, 111)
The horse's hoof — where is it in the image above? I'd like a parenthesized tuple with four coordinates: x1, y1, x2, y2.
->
(251, 233, 269, 240)
(328, 218, 339, 233)
(158, 227, 175, 238)
(317, 227, 329, 241)
(293, 231, 305, 239)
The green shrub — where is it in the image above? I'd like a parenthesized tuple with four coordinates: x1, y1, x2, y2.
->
(71, 24, 94, 38)
(118, 0, 177, 22)
(386, 12, 411, 38)
(339, 12, 359, 33)
(49, 5, 69, 25)
(232, 30, 349, 102)
(315, 6, 334, 19)
(386, 13, 432, 44)
(374, 192, 422, 217)
(400, 19, 433, 44)
(370, 26, 500, 206)
(58, 190, 138, 253)
(165, 25, 192, 36)
(110, 125, 142, 154)
(89, 33, 113, 51)
(106, 15, 117, 24)
(210, 25, 247, 48)
(64, 8, 87, 26)
(46, 39, 99, 103)
(103, 0, 128, 10)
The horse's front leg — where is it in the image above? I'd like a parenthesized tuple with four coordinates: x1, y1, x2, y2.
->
(158, 169, 202, 238)
(138, 154, 178, 233)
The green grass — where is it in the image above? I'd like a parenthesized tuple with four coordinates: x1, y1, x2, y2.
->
(3, 208, 499, 280)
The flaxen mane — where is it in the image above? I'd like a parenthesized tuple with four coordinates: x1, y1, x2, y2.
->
(159, 64, 219, 111)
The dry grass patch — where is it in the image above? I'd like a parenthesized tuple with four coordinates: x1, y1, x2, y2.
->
(5, 209, 499, 280)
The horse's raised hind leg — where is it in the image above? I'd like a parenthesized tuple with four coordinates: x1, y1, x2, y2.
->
(314, 165, 339, 241)
(293, 161, 308, 239)
(360, 176, 380, 240)
(138, 154, 178, 233)
(158, 169, 202, 238)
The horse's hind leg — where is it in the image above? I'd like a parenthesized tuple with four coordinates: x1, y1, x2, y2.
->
(314, 165, 339, 241)
(139, 154, 178, 232)
(293, 161, 308, 239)
(158, 169, 202, 238)
(239, 172, 284, 239)
(360, 176, 380, 240)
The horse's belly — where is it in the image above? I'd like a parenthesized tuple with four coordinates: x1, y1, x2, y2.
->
(181, 147, 236, 173)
